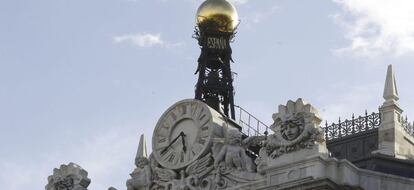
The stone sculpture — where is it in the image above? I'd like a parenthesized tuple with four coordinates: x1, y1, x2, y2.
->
(280, 114, 303, 141)
(185, 152, 214, 188)
(214, 129, 253, 172)
(207, 128, 263, 189)
(248, 99, 327, 172)
(147, 127, 263, 190)
(126, 135, 152, 190)
(127, 157, 152, 190)
(159, 153, 213, 190)
(263, 99, 325, 157)
(45, 163, 91, 190)
(151, 163, 178, 189)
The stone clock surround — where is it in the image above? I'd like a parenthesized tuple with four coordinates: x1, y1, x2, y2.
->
(152, 99, 239, 170)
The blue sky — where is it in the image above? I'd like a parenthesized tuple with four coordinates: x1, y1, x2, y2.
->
(1, 0, 414, 189)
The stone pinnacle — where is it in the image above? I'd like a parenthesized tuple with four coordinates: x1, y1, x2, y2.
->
(136, 134, 148, 159)
(383, 64, 399, 103)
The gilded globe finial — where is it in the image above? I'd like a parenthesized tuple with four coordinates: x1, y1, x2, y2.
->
(196, 0, 239, 32)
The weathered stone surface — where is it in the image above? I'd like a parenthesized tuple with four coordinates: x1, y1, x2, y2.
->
(214, 129, 254, 172)
(256, 98, 414, 190)
(46, 93, 414, 190)
(383, 64, 399, 103)
(255, 99, 328, 173)
(45, 163, 91, 190)
(126, 135, 152, 190)
(145, 99, 263, 190)
(376, 64, 414, 159)
(263, 155, 414, 190)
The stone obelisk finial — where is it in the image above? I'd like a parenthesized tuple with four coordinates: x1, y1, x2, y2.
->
(136, 134, 148, 160)
(383, 64, 399, 104)
(128, 134, 152, 189)
(134, 134, 148, 168)
(375, 64, 414, 159)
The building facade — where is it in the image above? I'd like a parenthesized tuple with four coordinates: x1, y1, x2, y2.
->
(44, 1, 414, 190)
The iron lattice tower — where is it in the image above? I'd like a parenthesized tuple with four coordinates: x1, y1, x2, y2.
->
(194, 20, 237, 120)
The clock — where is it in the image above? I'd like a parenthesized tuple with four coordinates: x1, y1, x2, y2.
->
(152, 99, 219, 170)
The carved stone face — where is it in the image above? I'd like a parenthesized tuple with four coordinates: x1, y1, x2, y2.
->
(282, 123, 300, 140)
(280, 118, 304, 141)
(135, 157, 149, 168)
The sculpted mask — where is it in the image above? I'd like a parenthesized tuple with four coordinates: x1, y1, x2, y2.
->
(280, 115, 304, 141)
(257, 99, 325, 161)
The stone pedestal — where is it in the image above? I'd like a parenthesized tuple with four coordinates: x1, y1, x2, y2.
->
(377, 102, 403, 157)
(264, 145, 328, 170)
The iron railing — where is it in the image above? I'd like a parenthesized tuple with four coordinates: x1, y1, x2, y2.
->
(233, 106, 414, 142)
(322, 111, 381, 141)
(234, 105, 269, 136)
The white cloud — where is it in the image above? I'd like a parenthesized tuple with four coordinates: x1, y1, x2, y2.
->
(113, 33, 183, 48)
(332, 0, 414, 57)
(113, 33, 164, 47)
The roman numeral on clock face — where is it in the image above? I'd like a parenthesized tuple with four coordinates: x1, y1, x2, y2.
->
(169, 152, 180, 164)
(191, 104, 204, 118)
(198, 113, 209, 128)
(180, 151, 185, 163)
(158, 137, 167, 143)
(191, 143, 203, 155)
(199, 113, 206, 121)
(198, 137, 206, 145)
(160, 148, 170, 156)
(191, 149, 197, 157)
(155, 134, 169, 148)
(171, 105, 188, 119)
(168, 154, 175, 162)
(201, 125, 209, 132)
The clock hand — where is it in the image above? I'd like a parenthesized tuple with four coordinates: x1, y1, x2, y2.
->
(160, 132, 183, 155)
(161, 132, 187, 155)
(181, 132, 187, 153)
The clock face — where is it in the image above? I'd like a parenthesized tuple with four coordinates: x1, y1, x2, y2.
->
(152, 100, 213, 170)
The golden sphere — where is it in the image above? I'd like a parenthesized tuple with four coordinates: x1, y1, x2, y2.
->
(196, 0, 239, 32)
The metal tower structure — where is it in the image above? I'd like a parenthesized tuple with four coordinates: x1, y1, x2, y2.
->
(193, 0, 239, 120)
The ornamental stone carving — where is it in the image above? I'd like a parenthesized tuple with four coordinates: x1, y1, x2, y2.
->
(255, 99, 327, 172)
(127, 135, 153, 190)
(45, 163, 91, 190)
(208, 129, 263, 189)
(148, 128, 263, 190)
(214, 129, 254, 172)
(127, 156, 152, 190)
